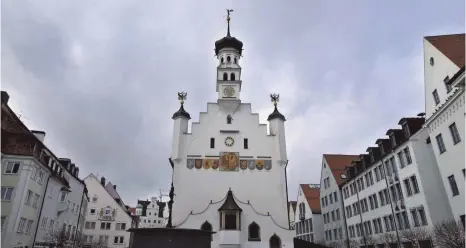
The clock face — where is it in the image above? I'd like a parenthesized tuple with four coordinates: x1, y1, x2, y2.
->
(223, 86, 236, 97)
(225, 136, 234, 147)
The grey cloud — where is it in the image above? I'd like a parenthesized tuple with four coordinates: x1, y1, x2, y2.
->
(2, 0, 464, 204)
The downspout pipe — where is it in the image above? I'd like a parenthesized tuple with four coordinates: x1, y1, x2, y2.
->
(284, 160, 290, 229)
(73, 185, 86, 246)
(32, 174, 52, 246)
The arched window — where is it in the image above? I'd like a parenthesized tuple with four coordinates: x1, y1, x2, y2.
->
(234, 57, 237, 63)
(248, 222, 260, 241)
(227, 56, 231, 62)
(230, 73, 235, 81)
(223, 73, 228, 81)
(200, 221, 212, 231)
(221, 57, 224, 63)
(269, 234, 281, 248)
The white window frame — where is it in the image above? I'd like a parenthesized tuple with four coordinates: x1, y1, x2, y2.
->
(4, 161, 20, 174)
(1, 187, 14, 201)
(17, 218, 26, 233)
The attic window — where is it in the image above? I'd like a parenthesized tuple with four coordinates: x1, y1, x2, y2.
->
(369, 151, 374, 163)
(402, 124, 410, 138)
(390, 134, 396, 147)
(379, 143, 385, 155)
(430, 57, 434, 66)
(445, 76, 452, 93)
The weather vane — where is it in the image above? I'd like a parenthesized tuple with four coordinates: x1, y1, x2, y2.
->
(226, 9, 234, 36)
(177, 92, 187, 104)
(270, 93, 280, 106)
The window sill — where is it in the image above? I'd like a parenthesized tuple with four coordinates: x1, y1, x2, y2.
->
(440, 150, 447, 154)
(248, 238, 261, 242)
(453, 140, 461, 145)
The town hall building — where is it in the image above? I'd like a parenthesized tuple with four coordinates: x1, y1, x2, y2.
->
(168, 11, 295, 248)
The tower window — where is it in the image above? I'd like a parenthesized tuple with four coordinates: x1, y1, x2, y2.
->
(221, 57, 224, 63)
(227, 115, 232, 124)
(223, 73, 228, 81)
(210, 138, 215, 149)
(244, 139, 248, 149)
(230, 73, 235, 81)
(234, 57, 237, 64)
(227, 56, 231, 62)
(430, 57, 434, 66)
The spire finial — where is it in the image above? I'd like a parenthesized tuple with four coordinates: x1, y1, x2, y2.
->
(270, 93, 280, 107)
(177, 92, 187, 105)
(226, 9, 234, 37)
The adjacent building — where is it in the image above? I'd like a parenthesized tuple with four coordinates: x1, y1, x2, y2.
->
(169, 14, 294, 247)
(288, 201, 297, 229)
(1, 91, 88, 248)
(320, 154, 359, 247)
(294, 184, 324, 243)
(82, 174, 133, 248)
(135, 197, 168, 228)
(341, 116, 453, 247)
(422, 33, 465, 223)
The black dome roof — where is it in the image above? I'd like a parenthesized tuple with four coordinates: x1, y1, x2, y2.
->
(215, 34, 243, 56)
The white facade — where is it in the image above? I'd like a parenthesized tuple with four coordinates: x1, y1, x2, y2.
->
(137, 197, 168, 228)
(294, 184, 324, 243)
(319, 155, 356, 247)
(1, 155, 50, 248)
(170, 26, 294, 248)
(288, 201, 296, 229)
(423, 34, 465, 222)
(82, 174, 132, 248)
(341, 121, 453, 247)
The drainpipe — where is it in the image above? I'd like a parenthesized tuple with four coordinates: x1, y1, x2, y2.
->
(32, 173, 52, 246)
(284, 160, 290, 229)
(73, 185, 86, 246)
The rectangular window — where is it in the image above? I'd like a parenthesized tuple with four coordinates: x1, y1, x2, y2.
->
(116, 223, 127, 231)
(411, 209, 420, 227)
(25, 190, 33, 205)
(390, 134, 397, 147)
(243, 138, 248, 149)
(379, 191, 385, 206)
(449, 123, 461, 145)
(32, 194, 40, 208)
(210, 138, 215, 149)
(432, 89, 440, 105)
(402, 211, 410, 229)
(1, 216, 5, 230)
(436, 134, 447, 153)
(418, 208, 428, 226)
(38, 171, 45, 184)
(1, 187, 14, 201)
(445, 76, 452, 93)
(25, 220, 33, 233)
(113, 236, 124, 244)
(398, 152, 406, 168)
(100, 222, 111, 230)
(404, 179, 412, 196)
(403, 147, 412, 165)
(448, 175, 459, 196)
(17, 218, 26, 232)
(410, 176, 420, 194)
(90, 208, 96, 215)
(4, 162, 20, 174)
(402, 124, 410, 138)
(334, 192, 337, 202)
(390, 156, 397, 173)
(49, 219, 55, 230)
(396, 183, 403, 199)
(40, 217, 48, 228)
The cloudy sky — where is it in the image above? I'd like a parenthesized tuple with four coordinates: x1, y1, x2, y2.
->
(2, 0, 464, 205)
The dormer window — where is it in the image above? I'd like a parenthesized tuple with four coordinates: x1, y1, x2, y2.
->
(369, 151, 374, 163)
(402, 124, 410, 138)
(379, 143, 385, 155)
(445, 76, 452, 93)
(390, 134, 396, 147)
(218, 190, 242, 231)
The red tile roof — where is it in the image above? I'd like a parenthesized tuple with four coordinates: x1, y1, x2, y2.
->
(300, 184, 321, 214)
(323, 154, 360, 186)
(425, 34, 465, 68)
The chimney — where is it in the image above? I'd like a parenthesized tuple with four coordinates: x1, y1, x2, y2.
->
(1, 91, 10, 104)
(31, 130, 46, 143)
(75, 167, 79, 177)
(113, 185, 117, 190)
(101, 177, 106, 186)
